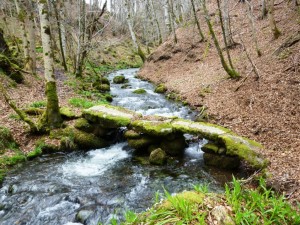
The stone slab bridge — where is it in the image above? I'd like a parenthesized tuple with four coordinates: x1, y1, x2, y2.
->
(83, 104, 268, 170)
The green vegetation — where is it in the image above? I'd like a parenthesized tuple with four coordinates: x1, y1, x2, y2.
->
(27, 141, 44, 160)
(132, 88, 147, 94)
(29, 100, 47, 108)
(154, 84, 167, 93)
(120, 178, 300, 225)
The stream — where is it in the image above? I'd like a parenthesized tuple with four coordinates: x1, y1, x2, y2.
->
(0, 69, 234, 225)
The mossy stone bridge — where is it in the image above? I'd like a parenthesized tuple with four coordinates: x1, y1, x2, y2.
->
(83, 104, 268, 170)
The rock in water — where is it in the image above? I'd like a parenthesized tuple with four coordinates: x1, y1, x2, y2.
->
(149, 148, 167, 165)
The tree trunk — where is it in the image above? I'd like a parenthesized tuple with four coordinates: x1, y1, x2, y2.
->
(202, 0, 239, 79)
(125, 0, 146, 62)
(24, 0, 37, 75)
(246, 0, 262, 56)
(37, 0, 63, 129)
(261, 0, 268, 19)
(168, 0, 178, 43)
(53, 0, 68, 71)
(268, 0, 281, 39)
(190, 0, 205, 42)
(14, 0, 30, 69)
(222, 0, 235, 47)
(164, 0, 172, 34)
(150, 0, 163, 44)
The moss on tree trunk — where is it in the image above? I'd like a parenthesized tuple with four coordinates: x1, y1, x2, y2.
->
(44, 81, 63, 129)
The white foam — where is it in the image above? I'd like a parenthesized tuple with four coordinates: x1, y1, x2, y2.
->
(62, 143, 130, 177)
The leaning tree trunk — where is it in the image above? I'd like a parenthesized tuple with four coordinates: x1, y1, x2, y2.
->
(37, 0, 62, 129)
(202, 0, 239, 79)
(190, 0, 205, 42)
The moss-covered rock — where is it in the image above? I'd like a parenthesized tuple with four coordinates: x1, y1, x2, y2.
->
(124, 130, 141, 139)
(172, 119, 231, 141)
(121, 84, 131, 89)
(201, 142, 225, 154)
(131, 119, 174, 136)
(133, 88, 147, 94)
(94, 83, 110, 92)
(154, 84, 167, 93)
(74, 118, 93, 132)
(83, 104, 139, 128)
(105, 94, 113, 102)
(160, 134, 186, 156)
(203, 152, 240, 170)
(127, 136, 157, 150)
(50, 126, 109, 150)
(23, 107, 45, 115)
(219, 134, 268, 169)
(113, 75, 126, 84)
(60, 107, 78, 119)
(99, 77, 110, 85)
(149, 148, 166, 165)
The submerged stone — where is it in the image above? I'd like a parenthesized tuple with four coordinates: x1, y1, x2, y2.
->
(149, 148, 166, 165)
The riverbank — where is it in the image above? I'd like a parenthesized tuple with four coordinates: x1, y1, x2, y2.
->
(138, 2, 300, 203)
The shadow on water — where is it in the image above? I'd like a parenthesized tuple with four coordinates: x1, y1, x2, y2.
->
(0, 69, 246, 225)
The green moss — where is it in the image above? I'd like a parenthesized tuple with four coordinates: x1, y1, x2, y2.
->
(201, 143, 222, 154)
(24, 107, 45, 115)
(51, 126, 108, 150)
(69, 98, 107, 109)
(94, 83, 110, 92)
(74, 118, 96, 135)
(60, 107, 77, 119)
(154, 84, 167, 93)
(124, 130, 141, 139)
(105, 94, 113, 102)
(44, 81, 63, 129)
(27, 142, 43, 160)
(172, 119, 232, 141)
(131, 119, 174, 136)
(149, 148, 166, 165)
(83, 104, 139, 128)
(113, 75, 126, 84)
(220, 134, 267, 169)
(127, 136, 157, 150)
(133, 88, 147, 94)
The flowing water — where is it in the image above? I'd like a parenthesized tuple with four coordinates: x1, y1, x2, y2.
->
(0, 69, 232, 225)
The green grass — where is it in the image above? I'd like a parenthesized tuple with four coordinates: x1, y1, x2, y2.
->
(225, 177, 300, 225)
(119, 177, 300, 225)
(30, 100, 47, 108)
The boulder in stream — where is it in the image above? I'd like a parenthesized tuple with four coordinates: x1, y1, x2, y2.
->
(149, 148, 167, 165)
(113, 75, 126, 84)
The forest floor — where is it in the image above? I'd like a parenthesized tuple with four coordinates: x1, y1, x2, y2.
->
(138, 2, 300, 204)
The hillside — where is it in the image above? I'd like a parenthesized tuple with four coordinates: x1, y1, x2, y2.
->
(138, 1, 300, 203)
